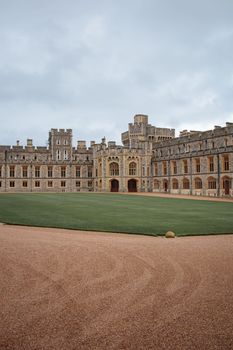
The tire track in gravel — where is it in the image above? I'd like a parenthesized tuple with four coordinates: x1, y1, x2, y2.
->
(0, 225, 233, 350)
(76, 246, 202, 350)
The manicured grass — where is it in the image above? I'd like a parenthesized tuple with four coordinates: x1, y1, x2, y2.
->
(0, 193, 232, 236)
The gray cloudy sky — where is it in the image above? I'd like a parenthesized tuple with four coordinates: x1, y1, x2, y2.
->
(1, 0, 233, 146)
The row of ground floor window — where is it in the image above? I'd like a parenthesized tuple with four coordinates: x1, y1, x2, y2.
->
(0, 176, 232, 196)
(153, 176, 232, 196)
(107, 176, 232, 195)
(0, 180, 94, 191)
(0, 178, 140, 193)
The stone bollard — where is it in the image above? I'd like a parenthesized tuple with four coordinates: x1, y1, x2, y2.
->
(165, 231, 176, 238)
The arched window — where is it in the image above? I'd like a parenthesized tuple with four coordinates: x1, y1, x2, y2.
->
(208, 177, 216, 189)
(172, 178, 179, 189)
(183, 178, 190, 189)
(194, 177, 202, 189)
(154, 179, 160, 190)
(129, 162, 137, 176)
(109, 162, 119, 176)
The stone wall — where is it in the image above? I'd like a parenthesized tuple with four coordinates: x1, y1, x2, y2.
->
(0, 120, 232, 197)
(151, 123, 233, 197)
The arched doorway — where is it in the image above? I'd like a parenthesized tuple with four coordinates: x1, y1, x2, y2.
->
(128, 179, 137, 192)
(110, 179, 119, 192)
(223, 177, 231, 195)
(163, 179, 168, 192)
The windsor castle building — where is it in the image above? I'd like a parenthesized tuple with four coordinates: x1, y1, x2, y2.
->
(0, 115, 232, 197)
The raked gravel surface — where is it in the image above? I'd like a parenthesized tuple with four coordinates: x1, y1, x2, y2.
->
(0, 225, 233, 350)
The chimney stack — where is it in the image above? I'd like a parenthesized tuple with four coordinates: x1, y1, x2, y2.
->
(27, 139, 33, 147)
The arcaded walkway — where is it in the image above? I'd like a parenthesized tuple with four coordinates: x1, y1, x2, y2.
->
(0, 225, 233, 349)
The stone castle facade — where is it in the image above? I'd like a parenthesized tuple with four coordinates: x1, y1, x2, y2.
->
(0, 114, 232, 197)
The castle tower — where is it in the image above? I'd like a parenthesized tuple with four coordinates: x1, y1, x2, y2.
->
(134, 114, 148, 125)
(48, 129, 73, 161)
(121, 114, 175, 146)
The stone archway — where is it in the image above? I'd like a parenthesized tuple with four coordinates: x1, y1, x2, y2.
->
(110, 179, 119, 192)
(223, 176, 231, 195)
(128, 179, 137, 192)
(163, 179, 168, 192)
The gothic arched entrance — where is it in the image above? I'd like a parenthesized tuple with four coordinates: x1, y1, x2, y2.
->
(128, 179, 137, 192)
(110, 179, 119, 192)
(163, 179, 168, 192)
(223, 176, 231, 195)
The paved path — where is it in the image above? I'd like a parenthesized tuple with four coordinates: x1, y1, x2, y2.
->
(0, 225, 233, 350)
(119, 191, 233, 202)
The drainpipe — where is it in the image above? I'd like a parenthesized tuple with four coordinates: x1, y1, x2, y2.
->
(168, 158, 171, 193)
(30, 163, 33, 192)
(190, 156, 193, 195)
(217, 154, 220, 197)
(69, 163, 72, 192)
(4, 150, 7, 192)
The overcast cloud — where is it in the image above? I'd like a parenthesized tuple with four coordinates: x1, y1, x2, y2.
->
(0, 0, 233, 146)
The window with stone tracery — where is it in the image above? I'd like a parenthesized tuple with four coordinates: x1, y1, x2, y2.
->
(172, 161, 177, 175)
(194, 178, 202, 189)
(223, 155, 229, 171)
(129, 162, 137, 176)
(195, 159, 200, 173)
(9, 166, 15, 178)
(109, 162, 119, 176)
(208, 177, 217, 189)
(172, 179, 179, 189)
(209, 157, 214, 172)
(183, 178, 190, 189)
(154, 179, 160, 189)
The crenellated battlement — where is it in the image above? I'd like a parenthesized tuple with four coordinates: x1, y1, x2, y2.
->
(50, 128, 72, 134)
(122, 114, 175, 146)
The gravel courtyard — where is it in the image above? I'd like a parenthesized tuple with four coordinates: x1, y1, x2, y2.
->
(0, 225, 233, 350)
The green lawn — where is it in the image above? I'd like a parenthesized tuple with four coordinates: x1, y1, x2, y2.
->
(0, 193, 232, 236)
